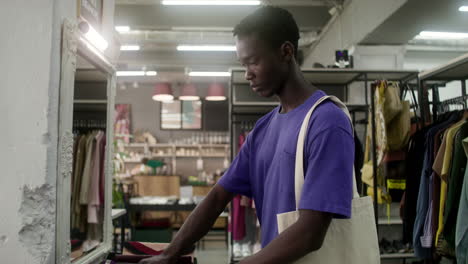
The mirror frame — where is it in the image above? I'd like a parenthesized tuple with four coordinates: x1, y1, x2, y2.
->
(56, 19, 116, 264)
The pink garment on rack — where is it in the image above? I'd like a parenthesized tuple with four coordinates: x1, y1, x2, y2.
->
(229, 131, 254, 241)
(238, 133, 245, 150)
(88, 131, 104, 224)
(232, 195, 246, 241)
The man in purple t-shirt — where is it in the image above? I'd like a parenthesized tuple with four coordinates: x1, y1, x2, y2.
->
(140, 7, 354, 264)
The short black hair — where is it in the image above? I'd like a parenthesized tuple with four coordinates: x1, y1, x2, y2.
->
(233, 6, 300, 59)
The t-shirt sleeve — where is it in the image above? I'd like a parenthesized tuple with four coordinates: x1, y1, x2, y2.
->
(298, 127, 354, 218)
(217, 133, 252, 198)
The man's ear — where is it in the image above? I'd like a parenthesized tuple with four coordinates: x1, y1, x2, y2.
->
(280, 41, 295, 62)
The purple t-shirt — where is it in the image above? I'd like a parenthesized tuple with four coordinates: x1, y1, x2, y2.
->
(218, 90, 354, 247)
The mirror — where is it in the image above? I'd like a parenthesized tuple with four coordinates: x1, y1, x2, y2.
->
(70, 53, 108, 262)
(161, 100, 203, 130)
(182, 101, 202, 129)
(56, 20, 115, 264)
(161, 101, 182, 129)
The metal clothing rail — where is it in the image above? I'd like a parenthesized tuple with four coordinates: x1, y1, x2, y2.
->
(437, 95, 468, 113)
(420, 52, 468, 122)
(229, 68, 420, 263)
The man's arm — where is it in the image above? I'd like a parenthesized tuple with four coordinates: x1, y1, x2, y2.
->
(139, 184, 234, 264)
(241, 210, 332, 264)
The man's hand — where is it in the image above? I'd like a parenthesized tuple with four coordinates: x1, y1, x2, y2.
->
(138, 254, 175, 264)
(137, 185, 233, 264)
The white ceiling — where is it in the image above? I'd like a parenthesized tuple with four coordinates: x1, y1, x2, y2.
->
(361, 0, 468, 48)
(114, 0, 338, 78)
(114, 0, 468, 84)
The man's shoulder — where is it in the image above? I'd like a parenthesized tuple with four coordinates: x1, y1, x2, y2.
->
(309, 99, 353, 136)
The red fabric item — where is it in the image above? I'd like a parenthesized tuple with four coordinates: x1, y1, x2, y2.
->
(383, 150, 406, 162)
(111, 255, 193, 264)
(125, 241, 163, 255)
(116, 242, 194, 263)
(139, 218, 171, 228)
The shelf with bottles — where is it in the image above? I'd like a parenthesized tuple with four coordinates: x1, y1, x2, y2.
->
(171, 132, 230, 145)
(122, 153, 229, 163)
(123, 143, 230, 148)
(177, 155, 227, 158)
(121, 144, 229, 160)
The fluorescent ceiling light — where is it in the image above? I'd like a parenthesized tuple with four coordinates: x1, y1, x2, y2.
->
(116, 71, 157, 76)
(189, 71, 231, 77)
(415, 31, 468, 40)
(120, 45, 140, 51)
(172, 26, 233, 32)
(145, 71, 157, 76)
(459, 6, 468, 11)
(117, 71, 145, 76)
(162, 0, 261, 5)
(115, 26, 130, 32)
(177, 45, 236, 51)
(84, 24, 108, 51)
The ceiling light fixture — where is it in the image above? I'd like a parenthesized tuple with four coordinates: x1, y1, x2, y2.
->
(81, 23, 108, 51)
(415, 31, 468, 40)
(180, 84, 200, 101)
(115, 26, 130, 32)
(206, 83, 226, 101)
(459, 6, 468, 11)
(189, 71, 231, 77)
(152, 83, 175, 102)
(162, 0, 261, 5)
(172, 26, 234, 32)
(145, 71, 157, 76)
(177, 45, 236, 51)
(116, 71, 145, 77)
(120, 45, 140, 51)
(116, 71, 158, 76)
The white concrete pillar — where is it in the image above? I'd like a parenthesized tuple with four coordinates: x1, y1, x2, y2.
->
(303, 0, 407, 67)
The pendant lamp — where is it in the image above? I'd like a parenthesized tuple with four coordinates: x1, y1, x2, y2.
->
(206, 83, 226, 101)
(152, 83, 174, 102)
(179, 84, 200, 101)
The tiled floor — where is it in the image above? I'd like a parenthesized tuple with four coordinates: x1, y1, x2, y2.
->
(196, 248, 229, 264)
(195, 240, 229, 264)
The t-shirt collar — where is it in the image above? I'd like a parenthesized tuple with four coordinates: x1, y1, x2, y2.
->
(276, 90, 325, 116)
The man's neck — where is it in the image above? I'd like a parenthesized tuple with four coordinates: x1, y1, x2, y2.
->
(278, 69, 316, 114)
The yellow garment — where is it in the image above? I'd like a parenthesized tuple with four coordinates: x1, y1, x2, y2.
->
(362, 82, 388, 187)
(387, 100, 411, 151)
(441, 120, 466, 180)
(433, 130, 448, 176)
(435, 120, 466, 246)
(436, 182, 448, 247)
